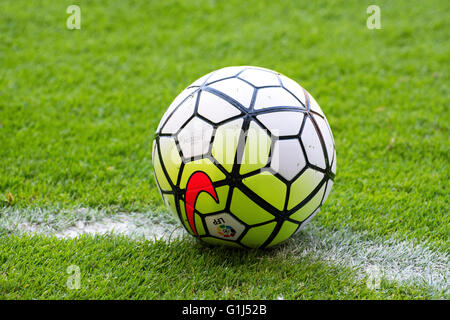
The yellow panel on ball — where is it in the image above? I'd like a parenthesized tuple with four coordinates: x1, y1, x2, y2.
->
(290, 184, 326, 222)
(162, 193, 178, 220)
(239, 121, 271, 175)
(211, 119, 243, 172)
(230, 188, 275, 224)
(159, 136, 182, 185)
(153, 147, 171, 192)
(242, 172, 287, 211)
(267, 221, 299, 247)
(240, 222, 277, 248)
(195, 185, 229, 214)
(179, 158, 226, 189)
(287, 168, 324, 210)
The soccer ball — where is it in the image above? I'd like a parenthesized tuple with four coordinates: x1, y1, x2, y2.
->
(153, 66, 336, 248)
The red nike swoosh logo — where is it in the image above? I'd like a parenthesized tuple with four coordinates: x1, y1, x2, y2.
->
(185, 171, 218, 236)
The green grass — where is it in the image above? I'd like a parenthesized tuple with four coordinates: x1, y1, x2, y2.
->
(0, 235, 434, 299)
(0, 0, 449, 299)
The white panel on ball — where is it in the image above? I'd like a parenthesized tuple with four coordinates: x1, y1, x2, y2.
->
(157, 87, 198, 133)
(270, 139, 306, 181)
(301, 116, 326, 169)
(331, 149, 337, 174)
(254, 87, 303, 110)
(279, 74, 308, 107)
(189, 72, 213, 87)
(307, 91, 325, 117)
(313, 114, 334, 163)
(239, 68, 280, 87)
(177, 117, 214, 158)
(208, 78, 254, 109)
(256, 111, 304, 136)
(161, 92, 197, 134)
(206, 66, 245, 84)
(322, 179, 334, 204)
(197, 91, 241, 123)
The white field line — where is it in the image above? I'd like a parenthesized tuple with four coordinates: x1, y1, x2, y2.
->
(290, 224, 449, 296)
(1, 207, 184, 241)
(1, 207, 448, 296)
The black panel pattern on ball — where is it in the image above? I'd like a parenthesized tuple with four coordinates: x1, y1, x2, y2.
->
(153, 67, 336, 248)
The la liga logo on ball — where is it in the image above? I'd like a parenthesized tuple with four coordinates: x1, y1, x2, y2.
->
(153, 66, 336, 249)
(216, 224, 236, 238)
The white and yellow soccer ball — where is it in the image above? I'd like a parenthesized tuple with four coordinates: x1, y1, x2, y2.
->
(153, 66, 336, 248)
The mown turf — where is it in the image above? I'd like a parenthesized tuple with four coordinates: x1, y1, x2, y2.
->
(0, 0, 448, 299)
(0, 235, 437, 299)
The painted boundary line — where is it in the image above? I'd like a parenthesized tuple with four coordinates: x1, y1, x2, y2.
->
(289, 223, 449, 296)
(1, 207, 448, 296)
